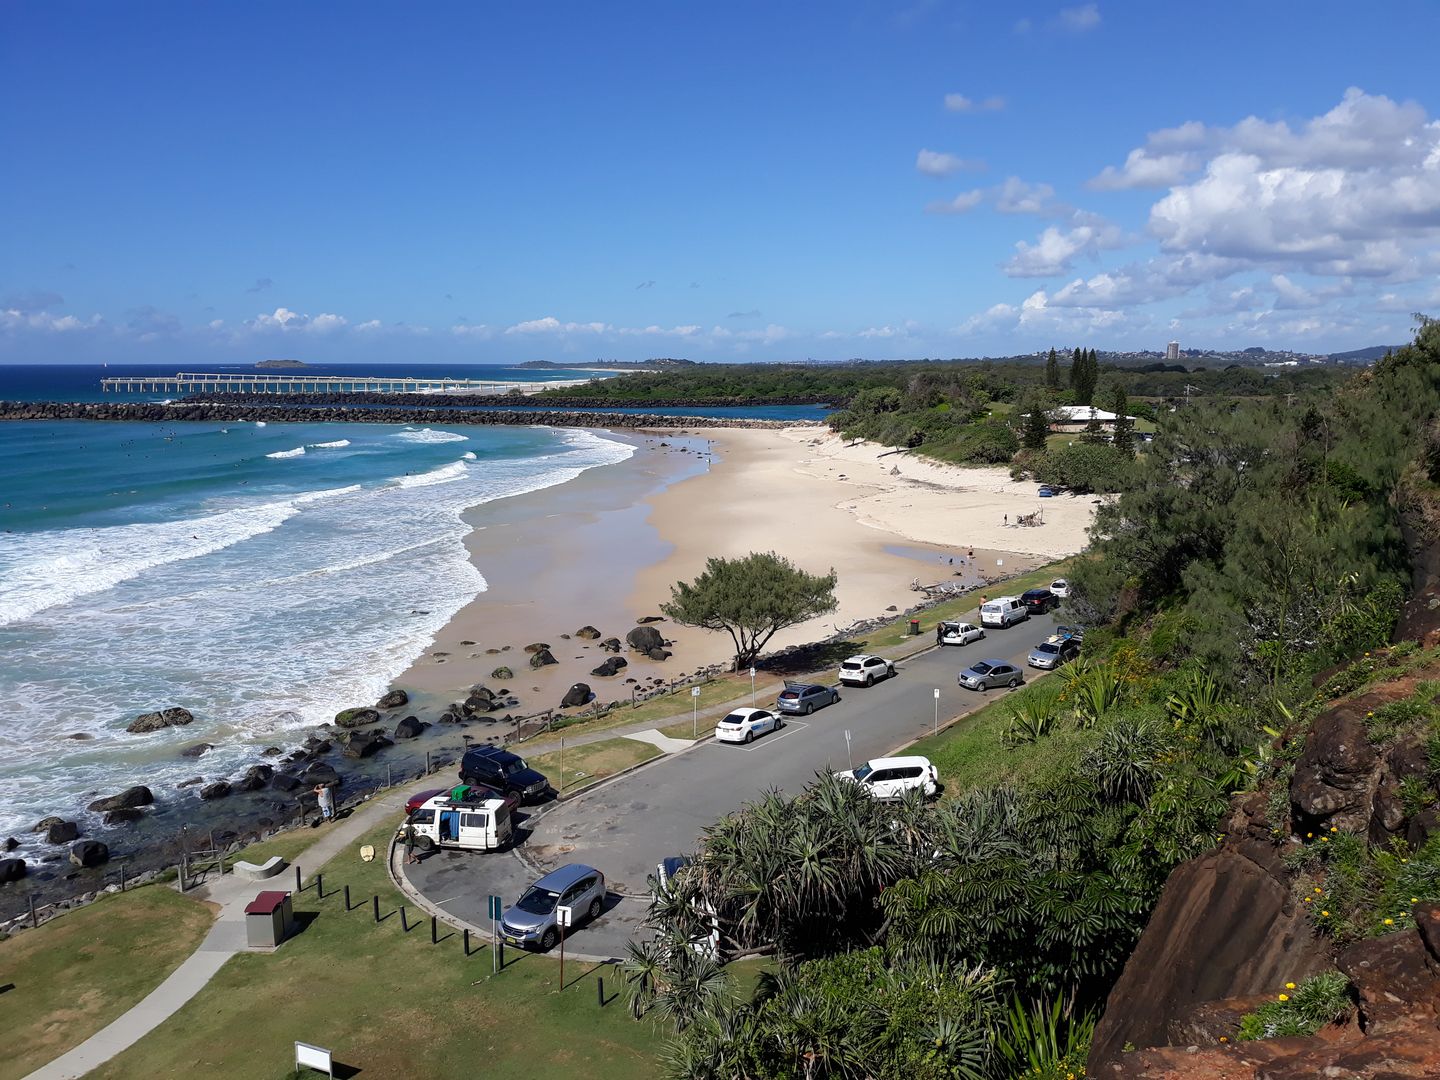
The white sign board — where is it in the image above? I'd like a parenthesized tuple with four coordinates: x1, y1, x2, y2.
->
(295, 1041, 334, 1077)
(691, 687, 701, 697)
(749, 666, 756, 677)
(934, 688, 940, 700)
(556, 904, 573, 928)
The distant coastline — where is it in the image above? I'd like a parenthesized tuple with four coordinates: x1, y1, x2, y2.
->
(254, 359, 313, 369)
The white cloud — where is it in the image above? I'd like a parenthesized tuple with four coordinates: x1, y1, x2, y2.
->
(1088, 148, 1197, 190)
(925, 189, 985, 214)
(944, 93, 1005, 114)
(1053, 4, 1100, 32)
(994, 176, 1061, 215)
(916, 149, 983, 177)
(504, 316, 611, 335)
(1003, 220, 1125, 277)
(245, 307, 352, 333)
(355, 319, 384, 332)
(1, 308, 103, 332)
(308, 313, 347, 332)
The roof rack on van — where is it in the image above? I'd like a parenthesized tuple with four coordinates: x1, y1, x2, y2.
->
(443, 784, 498, 808)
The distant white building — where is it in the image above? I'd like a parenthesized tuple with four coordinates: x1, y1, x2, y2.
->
(1050, 405, 1135, 432)
(1166, 340, 1180, 361)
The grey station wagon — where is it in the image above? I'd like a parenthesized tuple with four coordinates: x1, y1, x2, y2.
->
(499, 863, 606, 951)
(776, 682, 841, 715)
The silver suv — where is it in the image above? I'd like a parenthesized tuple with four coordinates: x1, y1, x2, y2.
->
(499, 863, 606, 951)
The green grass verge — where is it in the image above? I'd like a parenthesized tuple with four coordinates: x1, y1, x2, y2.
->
(88, 818, 668, 1080)
(0, 886, 215, 1080)
(222, 830, 320, 874)
(528, 737, 662, 796)
(657, 717, 707, 740)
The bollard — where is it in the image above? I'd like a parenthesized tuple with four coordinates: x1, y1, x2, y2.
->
(344, 884, 351, 911)
(400, 905, 409, 931)
(295, 865, 302, 892)
(315, 872, 323, 899)
(431, 915, 438, 944)
(29, 894, 37, 930)
(386, 764, 392, 788)
(463, 928, 471, 956)
(425, 750, 431, 775)
(119, 861, 127, 892)
(373, 894, 380, 923)
(597, 975, 604, 1008)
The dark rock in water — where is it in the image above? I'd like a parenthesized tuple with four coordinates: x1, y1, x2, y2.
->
(485, 648, 500, 654)
(270, 773, 301, 793)
(104, 808, 144, 825)
(126, 706, 195, 734)
(261, 746, 282, 757)
(600, 637, 622, 653)
(490, 666, 513, 680)
(341, 730, 391, 759)
(529, 649, 558, 669)
(180, 742, 214, 759)
(86, 786, 154, 813)
(885, 605, 898, 612)
(523, 642, 550, 654)
(626, 626, 665, 653)
(45, 821, 80, 844)
(303, 762, 341, 787)
(561, 683, 592, 708)
(394, 715, 425, 739)
(647, 647, 672, 662)
(199, 781, 232, 800)
(33, 815, 64, 833)
(3, 836, 18, 851)
(590, 656, 628, 677)
(636, 615, 666, 624)
(459, 639, 475, 646)
(0, 857, 25, 883)
(177, 776, 204, 789)
(237, 765, 274, 791)
(334, 707, 381, 728)
(576, 625, 601, 639)
(70, 840, 109, 867)
(438, 711, 458, 724)
(66, 732, 94, 740)
(376, 689, 409, 710)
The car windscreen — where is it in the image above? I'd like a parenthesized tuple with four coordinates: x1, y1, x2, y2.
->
(408, 809, 435, 825)
(515, 886, 560, 915)
(501, 759, 526, 776)
(720, 714, 745, 725)
(1036, 644, 1059, 654)
(853, 762, 874, 781)
(970, 662, 993, 674)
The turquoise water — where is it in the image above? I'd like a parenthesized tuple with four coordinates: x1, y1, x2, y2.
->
(0, 419, 633, 839)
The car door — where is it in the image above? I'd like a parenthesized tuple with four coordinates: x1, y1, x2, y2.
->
(996, 664, 1018, 686)
(894, 766, 922, 794)
(757, 709, 776, 734)
(866, 768, 896, 798)
(459, 810, 490, 849)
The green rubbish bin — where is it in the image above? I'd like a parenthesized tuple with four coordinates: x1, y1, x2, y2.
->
(909, 619, 921, 636)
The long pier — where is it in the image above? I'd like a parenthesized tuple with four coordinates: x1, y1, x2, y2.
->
(100, 372, 585, 395)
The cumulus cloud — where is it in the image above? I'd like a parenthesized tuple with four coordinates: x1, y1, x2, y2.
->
(1088, 149, 1197, 190)
(1003, 219, 1125, 277)
(925, 189, 985, 215)
(994, 176, 1062, 215)
(944, 93, 1005, 113)
(916, 149, 984, 177)
(246, 307, 350, 333)
(2, 289, 64, 313)
(1, 308, 102, 332)
(505, 316, 610, 335)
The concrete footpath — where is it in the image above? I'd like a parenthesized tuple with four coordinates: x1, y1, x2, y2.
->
(24, 779, 434, 1080)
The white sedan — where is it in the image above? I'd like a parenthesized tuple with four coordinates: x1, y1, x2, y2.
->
(714, 707, 783, 744)
(937, 621, 986, 646)
(1050, 578, 1071, 598)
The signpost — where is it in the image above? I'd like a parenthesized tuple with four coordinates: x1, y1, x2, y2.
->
(691, 685, 701, 737)
(556, 904, 573, 989)
(294, 1041, 334, 1077)
(844, 728, 852, 771)
(749, 666, 756, 705)
(933, 688, 941, 735)
(488, 894, 503, 974)
(558, 736, 565, 793)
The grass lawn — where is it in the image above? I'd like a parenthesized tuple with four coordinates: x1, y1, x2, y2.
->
(222, 829, 321, 874)
(0, 886, 215, 1080)
(89, 818, 669, 1080)
(658, 716, 708, 740)
(528, 737, 662, 796)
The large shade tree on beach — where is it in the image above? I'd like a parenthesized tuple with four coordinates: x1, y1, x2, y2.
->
(662, 552, 837, 671)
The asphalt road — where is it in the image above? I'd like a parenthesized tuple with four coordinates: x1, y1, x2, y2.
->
(405, 609, 1064, 959)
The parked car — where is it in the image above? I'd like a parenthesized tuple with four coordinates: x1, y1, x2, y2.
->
(402, 790, 513, 853)
(838, 756, 939, 801)
(404, 787, 448, 814)
(715, 706, 783, 744)
(653, 856, 721, 959)
(776, 681, 840, 715)
(406, 783, 520, 816)
(1020, 588, 1057, 615)
(655, 856, 693, 891)
(1053, 624, 1086, 643)
(459, 745, 550, 804)
(1027, 636, 1081, 670)
(936, 620, 985, 646)
(1038, 485, 1056, 497)
(958, 659, 1026, 690)
(838, 654, 896, 686)
(499, 863, 607, 951)
(1049, 578, 1071, 598)
(979, 596, 1029, 628)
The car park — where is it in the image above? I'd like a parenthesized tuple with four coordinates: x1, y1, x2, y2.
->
(1020, 588, 1058, 615)
(776, 681, 840, 715)
(838, 756, 939, 800)
(1049, 578, 1070, 598)
(499, 863, 607, 951)
(838, 654, 896, 686)
(979, 597, 1028, 628)
(402, 790, 513, 853)
(1027, 636, 1080, 670)
(459, 745, 550, 804)
(936, 620, 985, 646)
(958, 659, 1026, 690)
(715, 706, 783, 744)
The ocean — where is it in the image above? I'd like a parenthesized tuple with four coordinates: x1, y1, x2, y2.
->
(0, 414, 633, 841)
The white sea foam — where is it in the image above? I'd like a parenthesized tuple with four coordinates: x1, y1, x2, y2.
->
(392, 428, 468, 444)
(266, 446, 306, 459)
(392, 460, 468, 488)
(254, 420, 267, 427)
(308, 439, 351, 449)
(461, 451, 477, 460)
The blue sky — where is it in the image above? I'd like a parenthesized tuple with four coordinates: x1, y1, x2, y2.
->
(3, 1, 1439, 365)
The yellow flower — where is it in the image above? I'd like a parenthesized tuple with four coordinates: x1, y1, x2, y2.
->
(1384, 918, 1395, 925)
(1307, 832, 1314, 838)
(1321, 836, 1330, 843)
(1285, 981, 1296, 989)
(1314, 886, 1323, 893)
(1330, 826, 1338, 833)
(1219, 1036, 1228, 1043)
(1413, 897, 1420, 904)
(1321, 910, 1330, 916)
(1278, 993, 1289, 1001)
(1303, 897, 1312, 903)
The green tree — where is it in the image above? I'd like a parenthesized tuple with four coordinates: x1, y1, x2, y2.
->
(662, 552, 838, 671)
(1109, 383, 1135, 458)
(1069, 347, 1082, 393)
(1019, 393, 1050, 451)
(1045, 347, 1060, 389)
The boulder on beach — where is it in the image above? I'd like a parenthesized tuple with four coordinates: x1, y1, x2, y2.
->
(0, 857, 25, 883)
(334, 707, 381, 728)
(45, 821, 80, 845)
(600, 637, 622, 653)
(302, 762, 340, 786)
(376, 689, 409, 710)
(32, 815, 64, 833)
(490, 666, 513, 680)
(126, 707, 195, 734)
(438, 711, 459, 724)
(261, 746, 282, 757)
(199, 781, 231, 800)
(394, 715, 424, 739)
(636, 615, 666, 624)
(236, 764, 274, 791)
(341, 730, 391, 759)
(590, 656, 628, 677)
(529, 648, 558, 669)
(626, 626, 665, 653)
(270, 773, 302, 793)
(647, 647, 672, 662)
(561, 683, 592, 708)
(70, 840, 110, 868)
(180, 742, 214, 759)
(575, 626, 601, 639)
(177, 776, 204, 789)
(66, 732, 93, 740)
(3, 837, 17, 851)
(86, 786, 154, 814)
(523, 642, 550, 654)
(104, 808, 144, 825)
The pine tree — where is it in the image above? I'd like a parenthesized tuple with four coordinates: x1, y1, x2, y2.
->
(1045, 348, 1059, 389)
(1069, 347, 1083, 393)
(1109, 383, 1134, 458)
(1074, 347, 1098, 406)
(1023, 401, 1050, 450)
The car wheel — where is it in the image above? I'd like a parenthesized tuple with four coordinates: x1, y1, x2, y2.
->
(804, 703, 813, 715)
(588, 897, 603, 921)
(1010, 677, 1021, 688)
(831, 691, 841, 704)
(864, 673, 873, 687)
(775, 717, 784, 729)
(540, 928, 558, 951)
(416, 836, 435, 853)
(744, 730, 753, 744)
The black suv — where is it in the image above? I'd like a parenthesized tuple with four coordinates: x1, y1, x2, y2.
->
(459, 746, 550, 803)
(1020, 588, 1057, 615)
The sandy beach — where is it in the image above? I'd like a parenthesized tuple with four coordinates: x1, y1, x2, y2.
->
(400, 424, 1099, 712)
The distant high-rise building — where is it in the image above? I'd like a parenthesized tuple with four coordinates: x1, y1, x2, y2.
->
(1166, 340, 1180, 361)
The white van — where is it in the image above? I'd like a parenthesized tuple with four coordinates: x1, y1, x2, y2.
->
(403, 790, 513, 853)
(979, 596, 1028, 628)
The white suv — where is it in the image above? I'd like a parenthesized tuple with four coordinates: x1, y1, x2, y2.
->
(839, 756, 938, 800)
(838, 654, 895, 687)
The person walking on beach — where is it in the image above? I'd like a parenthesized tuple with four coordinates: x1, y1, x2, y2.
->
(314, 783, 335, 823)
